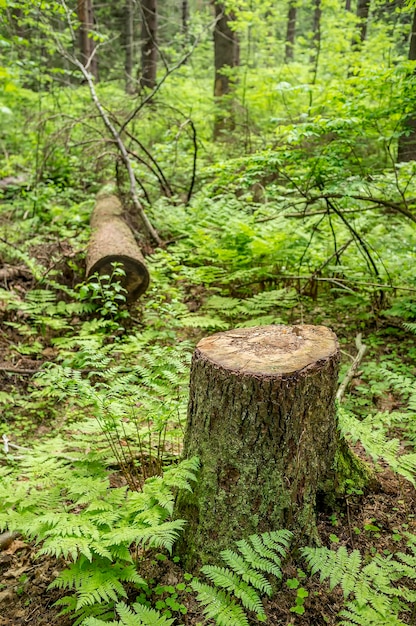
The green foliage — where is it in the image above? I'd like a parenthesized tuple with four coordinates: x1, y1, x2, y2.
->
(1, 2, 416, 625)
(83, 601, 176, 626)
(338, 407, 416, 485)
(302, 534, 416, 625)
(0, 449, 199, 624)
(191, 530, 293, 625)
(77, 263, 130, 330)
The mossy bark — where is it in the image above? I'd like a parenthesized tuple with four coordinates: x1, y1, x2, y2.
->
(175, 325, 367, 569)
(86, 193, 149, 302)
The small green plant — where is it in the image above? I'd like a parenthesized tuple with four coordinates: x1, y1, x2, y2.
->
(286, 570, 309, 615)
(78, 263, 129, 330)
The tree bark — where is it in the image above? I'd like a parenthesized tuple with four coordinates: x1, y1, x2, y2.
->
(284, 1, 297, 63)
(309, 0, 322, 67)
(125, 0, 135, 94)
(397, 9, 416, 162)
(354, 0, 371, 47)
(213, 2, 239, 139)
(86, 194, 150, 302)
(175, 325, 364, 569)
(140, 0, 158, 89)
(182, 0, 189, 39)
(77, 0, 98, 80)
(345, 0, 352, 10)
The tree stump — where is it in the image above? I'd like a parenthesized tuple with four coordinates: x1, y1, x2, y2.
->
(86, 194, 150, 303)
(175, 324, 344, 567)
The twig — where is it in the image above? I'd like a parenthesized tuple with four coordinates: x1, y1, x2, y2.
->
(336, 334, 368, 403)
(0, 366, 40, 375)
(185, 120, 198, 205)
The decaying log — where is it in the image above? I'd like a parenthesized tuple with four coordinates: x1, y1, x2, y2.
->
(86, 194, 150, 302)
(175, 324, 367, 568)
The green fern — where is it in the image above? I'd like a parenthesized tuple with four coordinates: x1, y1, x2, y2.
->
(200, 566, 265, 614)
(82, 600, 176, 625)
(302, 535, 416, 625)
(192, 530, 292, 625)
(0, 448, 199, 625)
(191, 580, 250, 626)
(337, 407, 416, 485)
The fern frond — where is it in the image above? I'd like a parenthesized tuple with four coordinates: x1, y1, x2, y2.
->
(339, 600, 407, 626)
(201, 565, 264, 615)
(191, 579, 249, 626)
(220, 549, 272, 595)
(130, 602, 176, 625)
(235, 538, 283, 577)
(302, 546, 361, 598)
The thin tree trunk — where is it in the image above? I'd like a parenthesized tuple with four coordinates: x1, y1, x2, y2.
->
(182, 0, 189, 38)
(77, 0, 98, 80)
(175, 325, 368, 568)
(125, 0, 134, 93)
(345, 0, 352, 10)
(397, 9, 416, 162)
(309, 0, 322, 67)
(140, 0, 158, 90)
(213, 2, 239, 139)
(354, 0, 371, 47)
(284, 1, 297, 63)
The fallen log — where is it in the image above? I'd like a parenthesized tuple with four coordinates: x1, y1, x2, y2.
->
(86, 193, 150, 302)
(175, 324, 369, 568)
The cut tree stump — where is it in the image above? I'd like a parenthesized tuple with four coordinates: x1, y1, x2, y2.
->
(175, 324, 366, 568)
(86, 193, 150, 302)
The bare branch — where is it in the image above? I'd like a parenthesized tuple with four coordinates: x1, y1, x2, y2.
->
(337, 334, 368, 402)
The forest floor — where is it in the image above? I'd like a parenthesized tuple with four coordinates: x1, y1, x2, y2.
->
(1, 247, 416, 625)
(0, 458, 415, 625)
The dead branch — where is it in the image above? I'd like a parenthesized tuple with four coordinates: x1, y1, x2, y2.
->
(336, 334, 368, 403)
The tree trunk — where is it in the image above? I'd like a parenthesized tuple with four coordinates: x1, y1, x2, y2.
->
(140, 0, 158, 90)
(309, 0, 322, 67)
(86, 194, 150, 302)
(345, 0, 352, 10)
(284, 1, 297, 63)
(77, 0, 98, 80)
(175, 325, 364, 569)
(398, 9, 416, 162)
(213, 2, 239, 139)
(182, 0, 189, 39)
(354, 0, 371, 47)
(125, 0, 134, 94)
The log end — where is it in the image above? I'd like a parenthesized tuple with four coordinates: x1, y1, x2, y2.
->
(196, 324, 339, 376)
(87, 255, 150, 302)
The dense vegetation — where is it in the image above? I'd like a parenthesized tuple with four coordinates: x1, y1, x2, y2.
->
(1, 1, 416, 625)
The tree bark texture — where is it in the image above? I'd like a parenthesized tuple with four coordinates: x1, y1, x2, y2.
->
(398, 9, 416, 162)
(77, 0, 98, 80)
(285, 2, 297, 63)
(86, 194, 149, 302)
(140, 0, 158, 89)
(213, 2, 239, 139)
(176, 325, 342, 568)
